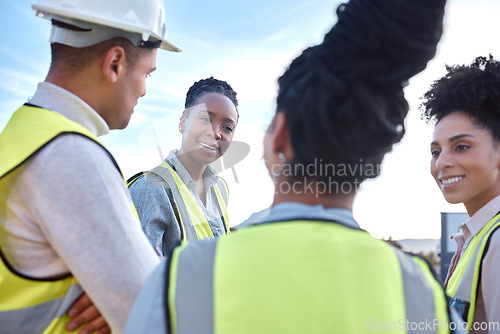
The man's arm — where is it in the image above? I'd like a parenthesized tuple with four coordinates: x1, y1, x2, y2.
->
(26, 134, 160, 333)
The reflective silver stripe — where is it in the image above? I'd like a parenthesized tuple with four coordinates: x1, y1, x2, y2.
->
(0, 283, 83, 334)
(214, 179, 229, 233)
(215, 178, 228, 205)
(453, 221, 500, 302)
(394, 250, 437, 334)
(173, 240, 217, 334)
(150, 166, 198, 240)
(452, 245, 481, 302)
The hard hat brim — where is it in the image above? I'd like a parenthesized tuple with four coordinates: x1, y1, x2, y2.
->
(33, 3, 181, 52)
(160, 40, 181, 52)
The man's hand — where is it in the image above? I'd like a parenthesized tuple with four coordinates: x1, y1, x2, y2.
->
(66, 293, 111, 334)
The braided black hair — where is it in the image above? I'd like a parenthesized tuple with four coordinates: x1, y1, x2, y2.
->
(184, 76, 239, 117)
(421, 55, 500, 142)
(276, 0, 445, 187)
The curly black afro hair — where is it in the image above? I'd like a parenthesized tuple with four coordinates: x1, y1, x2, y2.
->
(421, 55, 500, 141)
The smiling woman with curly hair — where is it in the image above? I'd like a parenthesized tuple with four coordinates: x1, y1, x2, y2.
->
(422, 55, 500, 331)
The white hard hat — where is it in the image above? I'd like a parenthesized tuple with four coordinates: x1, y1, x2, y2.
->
(32, 0, 181, 52)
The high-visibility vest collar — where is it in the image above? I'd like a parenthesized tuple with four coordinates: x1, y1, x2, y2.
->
(127, 160, 230, 241)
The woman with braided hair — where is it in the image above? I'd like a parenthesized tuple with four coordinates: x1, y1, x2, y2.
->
(128, 77, 238, 256)
(125, 0, 460, 333)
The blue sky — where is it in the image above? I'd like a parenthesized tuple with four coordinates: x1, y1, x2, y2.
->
(2, 0, 500, 239)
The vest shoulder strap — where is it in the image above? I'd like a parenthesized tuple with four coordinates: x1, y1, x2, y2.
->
(212, 176, 229, 233)
(127, 170, 184, 241)
(215, 177, 229, 205)
(0, 105, 121, 179)
(149, 161, 213, 240)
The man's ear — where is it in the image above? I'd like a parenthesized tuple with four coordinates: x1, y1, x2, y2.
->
(272, 112, 294, 160)
(102, 46, 126, 83)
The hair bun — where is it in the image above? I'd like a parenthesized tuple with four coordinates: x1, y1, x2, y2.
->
(276, 0, 446, 185)
(320, 0, 445, 88)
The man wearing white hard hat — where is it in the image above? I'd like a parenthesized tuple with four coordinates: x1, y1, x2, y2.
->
(0, 0, 180, 333)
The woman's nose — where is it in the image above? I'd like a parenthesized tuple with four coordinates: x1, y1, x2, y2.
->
(435, 150, 453, 170)
(209, 124, 222, 140)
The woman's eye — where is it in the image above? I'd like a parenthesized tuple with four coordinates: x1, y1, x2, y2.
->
(456, 144, 470, 152)
(431, 150, 440, 158)
(223, 126, 233, 133)
(200, 117, 210, 122)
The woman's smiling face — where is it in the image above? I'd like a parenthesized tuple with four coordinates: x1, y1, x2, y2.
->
(430, 111, 500, 215)
(178, 92, 238, 166)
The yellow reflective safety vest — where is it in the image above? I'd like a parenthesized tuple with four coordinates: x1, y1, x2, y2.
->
(0, 104, 127, 333)
(127, 161, 230, 241)
(167, 220, 451, 334)
(446, 212, 500, 329)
